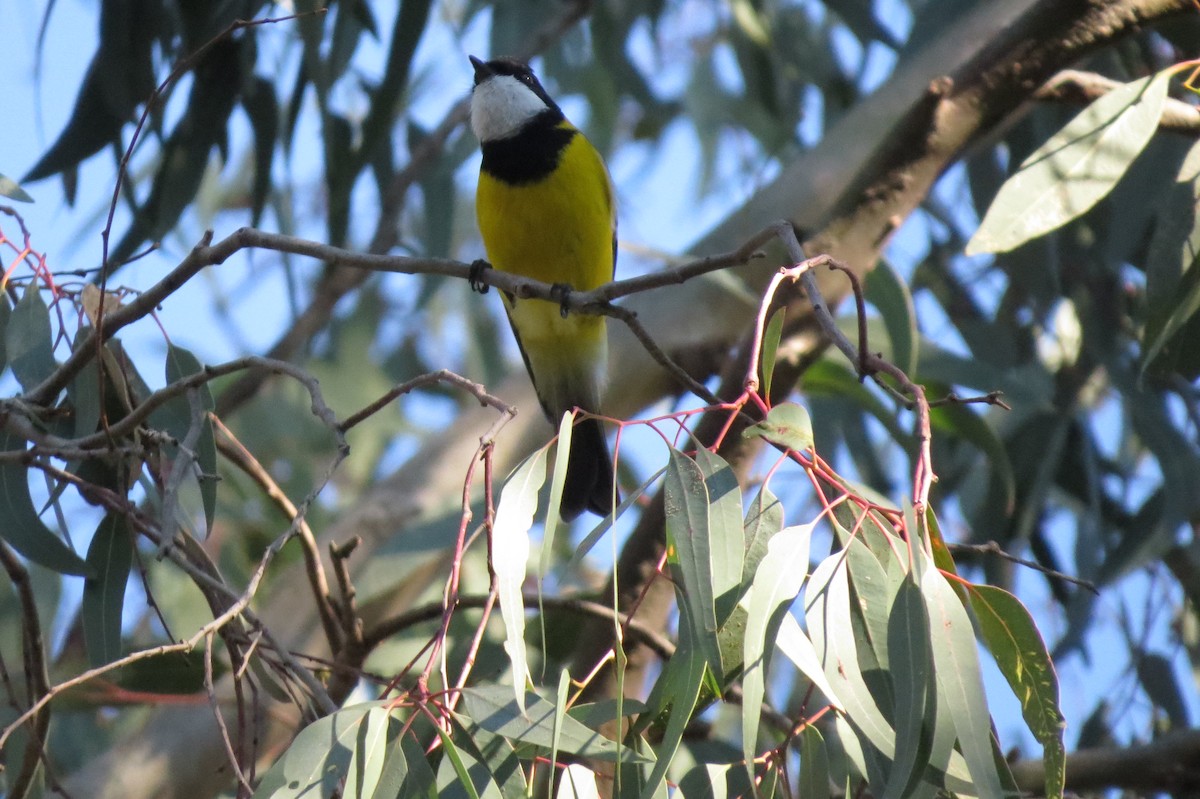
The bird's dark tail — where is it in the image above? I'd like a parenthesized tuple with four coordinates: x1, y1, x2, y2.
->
(559, 416, 616, 521)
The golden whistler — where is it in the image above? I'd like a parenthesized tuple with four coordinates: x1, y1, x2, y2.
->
(469, 55, 617, 520)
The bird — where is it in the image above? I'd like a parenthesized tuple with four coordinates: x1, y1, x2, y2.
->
(469, 54, 617, 520)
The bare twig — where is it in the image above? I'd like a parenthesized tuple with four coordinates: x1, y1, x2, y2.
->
(948, 541, 1099, 593)
(1036, 68, 1200, 134)
(204, 632, 254, 797)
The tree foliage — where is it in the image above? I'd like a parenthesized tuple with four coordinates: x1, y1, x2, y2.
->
(0, 0, 1197, 797)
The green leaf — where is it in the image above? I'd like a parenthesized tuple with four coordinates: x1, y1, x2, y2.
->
(433, 722, 485, 799)
(741, 485, 782, 594)
(82, 514, 133, 667)
(743, 402, 814, 451)
(920, 563, 1007, 799)
(865, 261, 917, 376)
(252, 702, 398, 798)
(0, 433, 89, 575)
(638, 609, 706, 799)
(693, 448, 744, 625)
(967, 71, 1171, 255)
(493, 449, 546, 712)
(741, 521, 814, 777)
(163, 345, 217, 535)
(458, 687, 647, 763)
(542, 414, 573, 581)
(798, 726, 831, 799)
(664, 449, 722, 673)
(0, 173, 33, 203)
(760, 307, 785, 398)
(968, 583, 1064, 799)
(882, 577, 933, 799)
(804, 549, 896, 759)
(0, 298, 9, 375)
(1142, 172, 1200, 379)
(774, 612, 843, 709)
(7, 284, 57, 392)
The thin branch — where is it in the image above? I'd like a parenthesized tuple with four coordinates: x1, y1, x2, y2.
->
(362, 592, 676, 660)
(1036, 68, 1200, 134)
(948, 541, 1099, 593)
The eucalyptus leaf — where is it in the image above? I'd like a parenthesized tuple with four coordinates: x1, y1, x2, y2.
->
(967, 71, 1171, 255)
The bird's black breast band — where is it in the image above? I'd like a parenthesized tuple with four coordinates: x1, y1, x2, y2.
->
(480, 111, 576, 185)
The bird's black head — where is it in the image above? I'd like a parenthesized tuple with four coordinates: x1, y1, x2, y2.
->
(468, 55, 561, 114)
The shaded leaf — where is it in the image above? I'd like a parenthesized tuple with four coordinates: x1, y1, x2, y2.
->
(882, 577, 932, 799)
(163, 345, 217, 536)
(7, 284, 58, 392)
(82, 514, 133, 667)
(741, 485, 783, 594)
(760, 307, 785, 398)
(865, 260, 918, 376)
(0, 433, 90, 575)
(798, 726, 831, 799)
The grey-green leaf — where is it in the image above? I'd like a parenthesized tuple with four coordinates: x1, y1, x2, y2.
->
(743, 403, 814, 451)
(82, 513, 133, 666)
(7, 284, 58, 392)
(967, 71, 1171, 255)
(0, 433, 89, 575)
(0, 173, 33, 203)
(458, 687, 649, 763)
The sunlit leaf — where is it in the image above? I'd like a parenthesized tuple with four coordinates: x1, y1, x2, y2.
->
(458, 687, 647, 763)
(921, 563, 1008, 798)
(0, 174, 33, 203)
(693, 448, 744, 625)
(664, 449, 722, 672)
(967, 71, 1171, 255)
(251, 702, 398, 798)
(493, 449, 546, 712)
(741, 521, 814, 777)
(968, 583, 1064, 799)
(882, 577, 932, 799)
(742, 402, 814, 451)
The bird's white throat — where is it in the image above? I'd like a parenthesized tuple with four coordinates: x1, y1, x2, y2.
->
(470, 75, 550, 142)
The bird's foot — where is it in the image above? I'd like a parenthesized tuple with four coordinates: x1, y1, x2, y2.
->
(468, 259, 492, 294)
(550, 282, 574, 318)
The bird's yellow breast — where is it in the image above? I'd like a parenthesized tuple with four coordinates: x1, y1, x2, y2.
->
(475, 125, 614, 292)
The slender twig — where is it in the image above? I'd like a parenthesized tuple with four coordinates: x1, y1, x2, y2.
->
(948, 541, 1099, 593)
(363, 593, 676, 660)
(205, 632, 254, 797)
(0, 542, 50, 795)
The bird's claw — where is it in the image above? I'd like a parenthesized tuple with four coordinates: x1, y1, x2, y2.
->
(468, 259, 491, 294)
(550, 283, 573, 318)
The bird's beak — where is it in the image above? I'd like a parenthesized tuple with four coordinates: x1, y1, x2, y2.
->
(469, 55, 492, 84)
